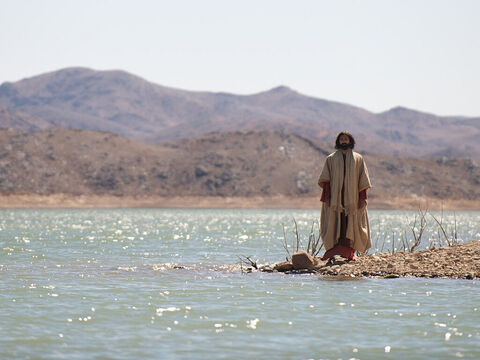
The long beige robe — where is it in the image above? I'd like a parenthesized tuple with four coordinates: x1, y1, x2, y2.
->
(318, 150, 372, 253)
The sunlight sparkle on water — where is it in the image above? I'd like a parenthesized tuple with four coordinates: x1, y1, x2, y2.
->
(0, 209, 479, 360)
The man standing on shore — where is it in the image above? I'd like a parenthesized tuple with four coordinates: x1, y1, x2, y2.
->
(317, 131, 372, 261)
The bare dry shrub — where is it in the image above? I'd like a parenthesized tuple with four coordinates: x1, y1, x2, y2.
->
(281, 218, 323, 260)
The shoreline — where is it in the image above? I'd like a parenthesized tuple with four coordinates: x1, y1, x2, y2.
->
(270, 240, 480, 279)
(0, 194, 479, 210)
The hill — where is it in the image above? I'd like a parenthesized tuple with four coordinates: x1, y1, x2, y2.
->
(1, 129, 478, 207)
(0, 67, 479, 159)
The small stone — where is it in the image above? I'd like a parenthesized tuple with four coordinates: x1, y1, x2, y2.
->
(259, 265, 274, 272)
(194, 165, 209, 177)
(274, 261, 294, 272)
(291, 251, 315, 270)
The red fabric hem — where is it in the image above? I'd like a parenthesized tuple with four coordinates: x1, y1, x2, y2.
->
(359, 189, 367, 200)
(321, 244, 356, 261)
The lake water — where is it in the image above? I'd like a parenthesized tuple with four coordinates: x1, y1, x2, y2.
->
(1, 209, 479, 359)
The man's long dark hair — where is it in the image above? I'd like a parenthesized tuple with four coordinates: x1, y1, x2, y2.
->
(335, 131, 355, 150)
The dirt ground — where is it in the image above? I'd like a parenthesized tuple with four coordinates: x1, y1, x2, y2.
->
(269, 241, 480, 279)
(1, 194, 479, 210)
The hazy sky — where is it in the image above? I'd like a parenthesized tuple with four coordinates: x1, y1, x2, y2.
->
(1, 0, 479, 116)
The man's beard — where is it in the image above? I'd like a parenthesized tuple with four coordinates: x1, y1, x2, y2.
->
(338, 143, 353, 150)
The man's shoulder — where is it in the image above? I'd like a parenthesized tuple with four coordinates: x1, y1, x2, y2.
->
(327, 150, 341, 159)
(352, 151, 365, 160)
(326, 150, 365, 161)
(352, 151, 368, 165)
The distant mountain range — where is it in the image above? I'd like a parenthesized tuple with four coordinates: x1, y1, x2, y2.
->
(1, 67, 479, 159)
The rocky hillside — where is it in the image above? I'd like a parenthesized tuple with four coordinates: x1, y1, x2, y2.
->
(1, 67, 479, 159)
(1, 129, 478, 201)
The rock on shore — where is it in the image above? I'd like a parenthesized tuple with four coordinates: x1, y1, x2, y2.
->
(272, 240, 480, 279)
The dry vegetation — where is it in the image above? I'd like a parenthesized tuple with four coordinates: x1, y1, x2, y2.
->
(256, 210, 480, 279)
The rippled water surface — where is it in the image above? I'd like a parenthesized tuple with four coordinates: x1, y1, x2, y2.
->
(1, 209, 479, 359)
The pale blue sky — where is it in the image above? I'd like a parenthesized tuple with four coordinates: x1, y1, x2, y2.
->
(1, 0, 479, 116)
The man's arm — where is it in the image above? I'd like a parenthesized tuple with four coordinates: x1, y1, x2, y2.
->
(358, 157, 372, 192)
(320, 181, 330, 206)
(318, 157, 331, 205)
(358, 188, 367, 209)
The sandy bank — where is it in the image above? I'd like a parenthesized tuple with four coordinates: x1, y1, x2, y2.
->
(1, 194, 479, 210)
